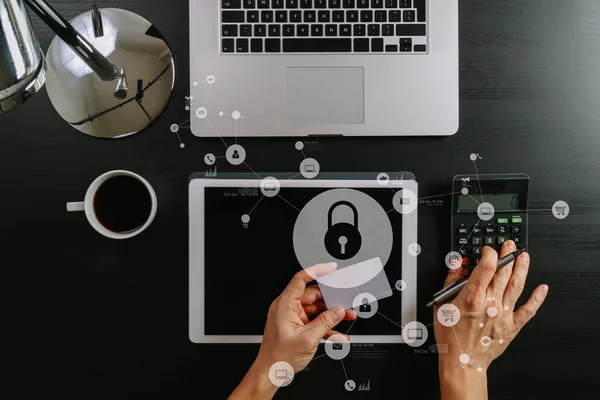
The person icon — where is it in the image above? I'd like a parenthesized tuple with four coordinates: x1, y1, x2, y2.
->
(359, 298, 371, 313)
(233, 150, 240, 159)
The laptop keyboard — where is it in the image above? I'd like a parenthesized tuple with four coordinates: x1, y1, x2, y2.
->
(221, 0, 428, 54)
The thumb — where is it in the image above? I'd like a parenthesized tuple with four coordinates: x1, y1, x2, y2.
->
(304, 307, 346, 340)
(444, 265, 464, 288)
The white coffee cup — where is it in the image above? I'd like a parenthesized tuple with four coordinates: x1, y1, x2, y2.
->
(67, 170, 158, 239)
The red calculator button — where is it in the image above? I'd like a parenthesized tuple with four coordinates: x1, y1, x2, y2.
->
(461, 257, 469, 267)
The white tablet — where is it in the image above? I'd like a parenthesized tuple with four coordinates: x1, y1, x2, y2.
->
(189, 173, 418, 344)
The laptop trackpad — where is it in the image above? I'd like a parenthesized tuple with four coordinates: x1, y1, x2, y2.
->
(286, 67, 364, 125)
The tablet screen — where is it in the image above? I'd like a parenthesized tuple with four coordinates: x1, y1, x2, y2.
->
(202, 185, 405, 336)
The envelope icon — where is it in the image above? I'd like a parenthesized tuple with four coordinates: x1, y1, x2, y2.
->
(332, 343, 343, 351)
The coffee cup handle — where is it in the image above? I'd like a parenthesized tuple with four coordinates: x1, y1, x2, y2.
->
(67, 202, 85, 212)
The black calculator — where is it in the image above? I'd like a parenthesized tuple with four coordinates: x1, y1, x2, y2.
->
(451, 174, 530, 276)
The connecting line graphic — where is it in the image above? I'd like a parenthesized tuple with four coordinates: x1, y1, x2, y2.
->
(472, 158, 484, 203)
(341, 360, 349, 380)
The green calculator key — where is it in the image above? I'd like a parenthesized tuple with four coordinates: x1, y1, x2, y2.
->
(497, 218, 509, 224)
(511, 217, 523, 224)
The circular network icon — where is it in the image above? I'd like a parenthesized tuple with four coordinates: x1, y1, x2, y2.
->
(461, 188, 469, 195)
(295, 141, 305, 151)
(241, 214, 250, 224)
(170, 124, 179, 133)
(260, 177, 281, 198)
(226, 144, 246, 166)
(437, 303, 461, 327)
(402, 321, 428, 348)
(477, 202, 495, 221)
(344, 379, 356, 392)
(377, 172, 390, 186)
(204, 153, 216, 166)
(392, 189, 418, 215)
(395, 280, 407, 291)
(300, 158, 320, 179)
(445, 251, 463, 270)
(196, 106, 208, 119)
(552, 200, 569, 220)
(408, 243, 421, 256)
(480, 336, 492, 347)
(352, 293, 378, 319)
(268, 361, 294, 387)
(325, 334, 351, 360)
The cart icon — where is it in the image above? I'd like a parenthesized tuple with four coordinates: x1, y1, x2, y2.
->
(441, 309, 456, 322)
(554, 205, 567, 216)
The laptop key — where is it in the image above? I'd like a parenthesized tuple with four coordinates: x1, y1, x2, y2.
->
(283, 38, 352, 52)
(319, 10, 331, 22)
(371, 0, 384, 8)
(385, 0, 397, 7)
(265, 38, 281, 52)
(304, 10, 316, 22)
(353, 24, 365, 36)
(243, 0, 255, 8)
(247, 10, 259, 22)
(222, 25, 238, 37)
(414, 45, 426, 52)
(251, 38, 263, 52)
(414, 0, 426, 22)
(333, 10, 345, 22)
(400, 0, 411, 8)
(375, 10, 387, 22)
(283, 24, 295, 36)
(240, 24, 253, 36)
(396, 24, 426, 36)
(329, 0, 342, 8)
(254, 24, 267, 36)
(261, 11, 274, 22)
(382, 24, 394, 36)
(371, 38, 384, 52)
(236, 38, 249, 52)
(403, 10, 415, 23)
(354, 38, 369, 52)
(315, 0, 327, 8)
(290, 10, 302, 22)
(340, 24, 352, 36)
(272, 0, 284, 8)
(385, 44, 398, 52)
(311, 24, 324, 36)
(223, 0, 242, 8)
(360, 10, 373, 22)
(257, 0, 270, 8)
(269, 24, 281, 36)
(368, 24, 380, 36)
(343, 0, 355, 7)
(287, 0, 299, 7)
(300, 0, 312, 7)
(357, 0, 369, 8)
(389, 10, 401, 22)
(297, 24, 310, 36)
(222, 11, 245, 22)
(325, 24, 338, 36)
(276, 10, 287, 22)
(222, 38, 235, 52)
(346, 10, 358, 22)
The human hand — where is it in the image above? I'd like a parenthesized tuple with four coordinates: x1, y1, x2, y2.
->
(229, 263, 357, 400)
(434, 241, 548, 400)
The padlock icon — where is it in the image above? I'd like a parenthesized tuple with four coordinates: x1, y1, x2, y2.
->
(324, 201, 362, 260)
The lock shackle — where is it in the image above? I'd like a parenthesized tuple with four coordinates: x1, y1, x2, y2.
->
(328, 201, 359, 229)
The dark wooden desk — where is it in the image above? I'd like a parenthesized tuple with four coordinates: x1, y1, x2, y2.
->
(1, 0, 599, 398)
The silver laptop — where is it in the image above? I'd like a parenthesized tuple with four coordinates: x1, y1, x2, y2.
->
(189, 0, 458, 137)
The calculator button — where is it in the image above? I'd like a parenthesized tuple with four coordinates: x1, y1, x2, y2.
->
(473, 247, 482, 256)
(511, 217, 523, 224)
(497, 226, 507, 234)
(463, 268, 470, 276)
(459, 248, 468, 256)
(461, 257, 469, 267)
(471, 257, 480, 267)
(472, 226, 483, 235)
(511, 226, 521, 234)
(485, 237, 495, 245)
(458, 237, 468, 245)
(497, 218, 509, 224)
(497, 236, 508, 245)
(484, 225, 495, 234)
(472, 237, 482, 245)
(457, 225, 469, 235)
(513, 236, 522, 245)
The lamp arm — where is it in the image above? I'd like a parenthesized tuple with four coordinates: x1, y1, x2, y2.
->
(24, 0, 118, 82)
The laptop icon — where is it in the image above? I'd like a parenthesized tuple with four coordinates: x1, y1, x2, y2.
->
(265, 183, 277, 191)
(407, 328, 424, 340)
(275, 370, 289, 380)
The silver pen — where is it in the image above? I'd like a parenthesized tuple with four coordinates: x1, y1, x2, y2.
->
(426, 249, 526, 308)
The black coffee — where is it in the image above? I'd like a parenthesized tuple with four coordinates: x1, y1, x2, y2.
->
(93, 176, 152, 233)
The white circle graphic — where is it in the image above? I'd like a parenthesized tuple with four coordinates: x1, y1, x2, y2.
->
(325, 334, 350, 360)
(180, 143, 185, 149)
(402, 321, 428, 347)
(241, 214, 250, 224)
(300, 158, 320, 179)
(487, 306, 498, 317)
(461, 188, 469, 195)
(437, 303, 461, 327)
(392, 189, 418, 215)
(377, 173, 390, 185)
(170, 124, 179, 133)
(477, 202, 495, 221)
(232, 110, 241, 120)
(470, 153, 478, 161)
(480, 336, 492, 347)
(196, 106, 208, 119)
(226, 144, 246, 166)
(260, 177, 281, 198)
(499, 339, 504, 344)
(352, 293, 378, 319)
(445, 251, 463, 270)
(552, 200, 569, 219)
(204, 153, 216, 166)
(207, 75, 215, 84)
(395, 280, 407, 291)
(268, 361, 294, 387)
(344, 380, 356, 392)
(295, 141, 305, 151)
(293, 189, 393, 288)
(408, 243, 421, 256)
(459, 353, 470, 365)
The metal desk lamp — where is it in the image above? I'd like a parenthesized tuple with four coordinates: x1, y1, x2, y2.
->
(0, 0, 174, 138)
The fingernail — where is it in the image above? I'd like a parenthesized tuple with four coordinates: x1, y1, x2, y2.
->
(505, 240, 515, 249)
(328, 262, 338, 270)
(332, 308, 345, 320)
(541, 284, 549, 295)
(520, 252, 530, 262)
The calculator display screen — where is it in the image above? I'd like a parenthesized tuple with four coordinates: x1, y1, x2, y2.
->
(458, 193, 520, 212)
